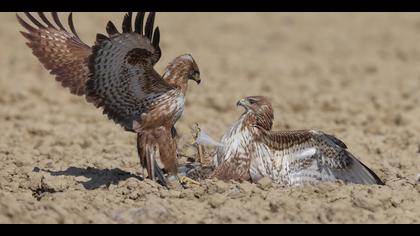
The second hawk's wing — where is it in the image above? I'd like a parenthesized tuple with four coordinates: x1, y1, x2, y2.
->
(258, 130, 384, 185)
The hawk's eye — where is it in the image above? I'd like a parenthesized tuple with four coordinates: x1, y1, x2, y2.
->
(190, 70, 198, 77)
(248, 98, 257, 104)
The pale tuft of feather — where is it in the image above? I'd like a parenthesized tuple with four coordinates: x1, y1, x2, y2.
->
(195, 129, 224, 147)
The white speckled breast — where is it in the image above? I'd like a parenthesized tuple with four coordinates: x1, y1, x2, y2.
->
(215, 115, 251, 167)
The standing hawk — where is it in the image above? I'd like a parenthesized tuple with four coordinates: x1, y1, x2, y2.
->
(17, 12, 201, 186)
(210, 96, 384, 186)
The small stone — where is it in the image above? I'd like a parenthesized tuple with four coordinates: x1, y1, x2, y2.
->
(269, 201, 279, 213)
(191, 186, 206, 198)
(14, 161, 24, 167)
(128, 190, 144, 200)
(74, 176, 89, 183)
(208, 193, 226, 208)
(167, 190, 181, 198)
(213, 180, 230, 193)
(179, 189, 195, 199)
(257, 177, 272, 190)
(226, 185, 243, 199)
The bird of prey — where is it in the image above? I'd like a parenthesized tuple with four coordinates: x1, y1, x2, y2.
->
(210, 96, 384, 186)
(17, 12, 201, 186)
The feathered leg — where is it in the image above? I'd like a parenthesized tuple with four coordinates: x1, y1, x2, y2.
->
(157, 127, 200, 188)
(137, 133, 146, 177)
(137, 132, 167, 186)
(137, 128, 199, 188)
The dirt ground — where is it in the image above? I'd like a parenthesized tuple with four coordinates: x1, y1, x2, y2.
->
(0, 12, 419, 224)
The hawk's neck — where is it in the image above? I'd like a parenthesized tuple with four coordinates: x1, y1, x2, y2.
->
(232, 112, 257, 133)
(163, 70, 189, 95)
(232, 112, 272, 137)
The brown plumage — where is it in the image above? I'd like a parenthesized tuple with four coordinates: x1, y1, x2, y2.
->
(17, 12, 201, 186)
(212, 96, 384, 186)
(17, 12, 91, 97)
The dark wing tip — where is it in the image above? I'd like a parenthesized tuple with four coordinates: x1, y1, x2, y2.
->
(122, 12, 133, 33)
(16, 13, 36, 32)
(121, 12, 160, 45)
(152, 27, 160, 48)
(24, 12, 47, 29)
(68, 12, 81, 39)
(357, 160, 385, 185)
(106, 21, 120, 36)
(51, 12, 66, 31)
(95, 33, 110, 44)
(19, 31, 34, 41)
(37, 12, 56, 29)
(134, 12, 145, 34)
(144, 12, 156, 40)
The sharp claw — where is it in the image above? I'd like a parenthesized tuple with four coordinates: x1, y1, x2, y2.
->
(179, 175, 200, 188)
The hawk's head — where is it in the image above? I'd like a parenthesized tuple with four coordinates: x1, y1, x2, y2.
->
(183, 54, 201, 84)
(237, 96, 274, 130)
(164, 54, 201, 86)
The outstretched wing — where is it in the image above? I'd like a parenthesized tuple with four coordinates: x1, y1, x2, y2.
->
(259, 130, 384, 185)
(17, 12, 91, 96)
(86, 12, 175, 130)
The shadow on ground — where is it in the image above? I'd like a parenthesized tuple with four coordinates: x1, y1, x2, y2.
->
(34, 166, 144, 190)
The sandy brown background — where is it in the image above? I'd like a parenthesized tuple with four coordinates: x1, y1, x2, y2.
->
(0, 12, 419, 223)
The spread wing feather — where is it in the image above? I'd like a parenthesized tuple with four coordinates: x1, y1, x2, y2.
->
(85, 12, 173, 130)
(17, 12, 91, 96)
(260, 130, 384, 185)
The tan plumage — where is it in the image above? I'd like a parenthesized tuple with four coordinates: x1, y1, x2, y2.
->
(212, 96, 384, 186)
(17, 12, 201, 185)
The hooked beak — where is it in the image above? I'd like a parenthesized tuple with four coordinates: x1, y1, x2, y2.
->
(192, 73, 201, 84)
(236, 98, 249, 108)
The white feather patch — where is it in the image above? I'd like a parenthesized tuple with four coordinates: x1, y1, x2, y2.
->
(195, 130, 224, 147)
(179, 54, 193, 61)
(297, 147, 317, 160)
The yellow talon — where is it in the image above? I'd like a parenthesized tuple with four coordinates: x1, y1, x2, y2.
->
(179, 175, 201, 188)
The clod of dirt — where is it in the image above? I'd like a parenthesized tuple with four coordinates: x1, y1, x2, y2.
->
(112, 206, 173, 224)
(257, 177, 273, 190)
(208, 193, 227, 209)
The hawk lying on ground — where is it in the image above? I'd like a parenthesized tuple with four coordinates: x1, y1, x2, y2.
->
(17, 12, 201, 186)
(207, 96, 384, 186)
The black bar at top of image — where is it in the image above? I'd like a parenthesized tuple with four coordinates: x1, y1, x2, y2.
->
(1, 0, 418, 12)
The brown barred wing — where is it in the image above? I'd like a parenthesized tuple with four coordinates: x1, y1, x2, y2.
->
(86, 12, 174, 131)
(17, 12, 91, 96)
(261, 130, 384, 185)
